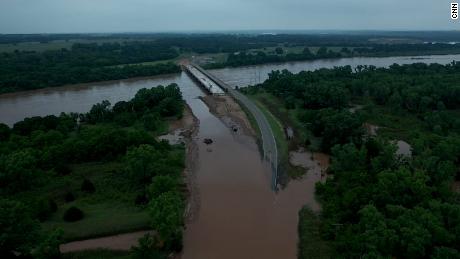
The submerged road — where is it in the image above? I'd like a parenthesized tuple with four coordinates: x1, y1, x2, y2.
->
(192, 64, 279, 190)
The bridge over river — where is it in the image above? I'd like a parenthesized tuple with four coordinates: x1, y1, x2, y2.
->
(184, 63, 279, 190)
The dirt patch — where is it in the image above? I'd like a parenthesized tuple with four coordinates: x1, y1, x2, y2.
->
(364, 123, 379, 136)
(200, 95, 255, 137)
(60, 230, 152, 252)
(160, 104, 198, 145)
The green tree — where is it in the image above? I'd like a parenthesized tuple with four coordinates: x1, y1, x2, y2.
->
(0, 123, 10, 141)
(125, 145, 161, 194)
(0, 149, 39, 194)
(33, 229, 63, 259)
(275, 47, 284, 55)
(149, 192, 184, 250)
(0, 199, 40, 257)
(131, 233, 167, 259)
(149, 175, 178, 198)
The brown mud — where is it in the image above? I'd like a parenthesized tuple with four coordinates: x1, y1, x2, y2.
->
(200, 95, 256, 137)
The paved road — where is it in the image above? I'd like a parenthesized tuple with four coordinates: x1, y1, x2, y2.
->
(192, 64, 278, 190)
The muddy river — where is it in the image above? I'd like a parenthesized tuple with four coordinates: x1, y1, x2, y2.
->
(1, 54, 459, 258)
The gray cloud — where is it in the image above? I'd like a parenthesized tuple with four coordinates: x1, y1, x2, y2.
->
(0, 0, 456, 33)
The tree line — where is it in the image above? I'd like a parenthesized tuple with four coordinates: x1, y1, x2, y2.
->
(3, 33, 460, 93)
(0, 42, 180, 93)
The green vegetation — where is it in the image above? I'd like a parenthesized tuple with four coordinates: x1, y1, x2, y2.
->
(0, 42, 181, 93)
(243, 62, 460, 257)
(298, 207, 334, 259)
(0, 84, 187, 257)
(206, 46, 342, 68)
(247, 95, 304, 179)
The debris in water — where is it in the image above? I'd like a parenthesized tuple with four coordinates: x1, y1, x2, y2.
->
(203, 138, 213, 145)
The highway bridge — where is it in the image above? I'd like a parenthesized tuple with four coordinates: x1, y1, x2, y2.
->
(186, 63, 279, 191)
(183, 65, 225, 95)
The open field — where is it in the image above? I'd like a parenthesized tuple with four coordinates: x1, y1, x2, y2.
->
(0, 38, 156, 52)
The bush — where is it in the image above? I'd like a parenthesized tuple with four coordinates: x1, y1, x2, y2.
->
(36, 198, 58, 221)
(135, 194, 148, 205)
(81, 179, 95, 194)
(149, 175, 177, 198)
(55, 164, 71, 175)
(142, 113, 160, 131)
(64, 192, 75, 202)
(131, 234, 167, 259)
(63, 206, 84, 222)
(49, 199, 58, 212)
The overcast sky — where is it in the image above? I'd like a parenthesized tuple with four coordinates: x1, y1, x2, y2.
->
(0, 0, 458, 33)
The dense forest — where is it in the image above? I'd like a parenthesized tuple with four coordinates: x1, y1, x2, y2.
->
(242, 62, 460, 257)
(0, 42, 180, 93)
(0, 84, 187, 258)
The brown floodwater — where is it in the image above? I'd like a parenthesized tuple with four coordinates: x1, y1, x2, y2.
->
(181, 96, 330, 258)
(0, 54, 457, 258)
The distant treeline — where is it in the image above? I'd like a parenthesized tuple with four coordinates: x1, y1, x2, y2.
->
(4, 31, 460, 44)
(207, 43, 460, 68)
(3, 34, 460, 93)
(0, 42, 181, 93)
(206, 47, 343, 68)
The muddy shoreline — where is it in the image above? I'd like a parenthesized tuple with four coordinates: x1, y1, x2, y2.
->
(199, 95, 256, 137)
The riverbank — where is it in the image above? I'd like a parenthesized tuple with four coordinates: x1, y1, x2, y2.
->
(199, 95, 256, 137)
(203, 51, 460, 70)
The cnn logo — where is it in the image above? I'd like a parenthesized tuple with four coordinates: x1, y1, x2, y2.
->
(452, 3, 458, 19)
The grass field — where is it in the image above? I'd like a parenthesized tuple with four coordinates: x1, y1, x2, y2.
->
(11, 158, 153, 242)
(247, 93, 306, 179)
(0, 38, 155, 53)
(32, 161, 151, 241)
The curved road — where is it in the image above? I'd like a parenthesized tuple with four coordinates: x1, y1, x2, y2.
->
(192, 64, 279, 190)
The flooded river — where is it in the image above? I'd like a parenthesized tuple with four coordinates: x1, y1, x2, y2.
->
(1, 54, 460, 126)
(1, 54, 459, 258)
